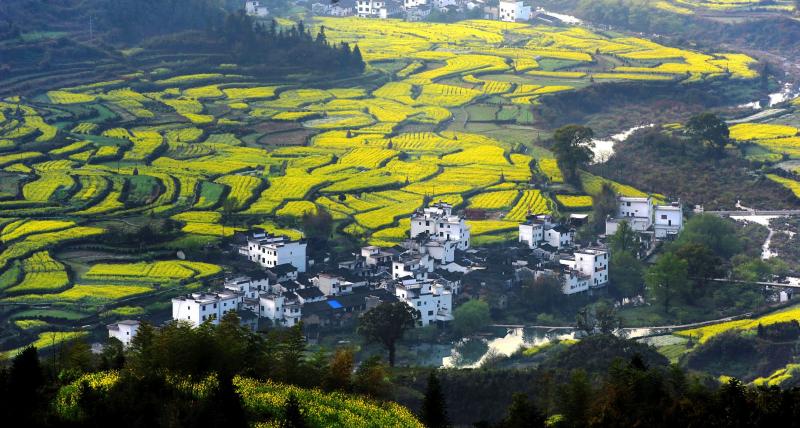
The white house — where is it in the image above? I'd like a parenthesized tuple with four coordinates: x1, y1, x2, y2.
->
(519, 221, 544, 249)
(410, 201, 470, 250)
(258, 293, 302, 326)
(559, 248, 609, 293)
(172, 292, 242, 327)
(654, 202, 683, 239)
(223, 276, 271, 299)
(241, 232, 307, 272)
(498, 1, 530, 22)
(394, 278, 454, 326)
(356, 0, 388, 18)
(404, 0, 427, 8)
(107, 320, 139, 348)
(606, 196, 684, 240)
(606, 196, 653, 234)
(393, 252, 435, 280)
(312, 274, 365, 296)
(361, 246, 394, 266)
(433, 0, 459, 11)
(245, 0, 269, 17)
(519, 215, 573, 250)
(544, 224, 574, 249)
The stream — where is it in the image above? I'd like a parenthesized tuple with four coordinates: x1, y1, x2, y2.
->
(589, 124, 654, 163)
(439, 326, 658, 368)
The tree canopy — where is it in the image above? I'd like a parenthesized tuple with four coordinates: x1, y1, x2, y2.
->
(358, 302, 418, 366)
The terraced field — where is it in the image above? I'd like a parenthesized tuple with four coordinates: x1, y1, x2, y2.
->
(0, 18, 757, 354)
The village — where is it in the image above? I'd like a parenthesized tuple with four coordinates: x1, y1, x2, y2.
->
(247, 0, 542, 23)
(108, 195, 685, 346)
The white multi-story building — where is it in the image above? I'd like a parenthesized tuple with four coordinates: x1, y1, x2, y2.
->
(393, 252, 435, 280)
(544, 224, 574, 249)
(356, 0, 388, 18)
(403, 238, 457, 264)
(519, 221, 544, 249)
(654, 203, 683, 239)
(433, 0, 459, 11)
(240, 231, 307, 272)
(245, 0, 269, 17)
(394, 278, 454, 326)
(172, 292, 242, 327)
(223, 276, 271, 299)
(404, 0, 427, 8)
(606, 196, 654, 234)
(410, 201, 470, 250)
(313, 274, 365, 296)
(498, 0, 530, 22)
(559, 248, 609, 293)
(361, 246, 395, 266)
(606, 196, 684, 240)
(519, 215, 573, 250)
(258, 294, 302, 326)
(107, 320, 140, 348)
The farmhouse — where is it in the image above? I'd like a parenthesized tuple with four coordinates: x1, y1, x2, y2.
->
(519, 214, 575, 250)
(410, 201, 471, 250)
(559, 248, 609, 292)
(240, 231, 307, 272)
(391, 277, 454, 326)
(172, 291, 242, 327)
(498, 0, 531, 22)
(107, 320, 140, 348)
(223, 275, 271, 299)
(404, 0, 427, 8)
(356, 0, 388, 18)
(312, 273, 366, 296)
(605, 196, 684, 240)
(244, 0, 269, 17)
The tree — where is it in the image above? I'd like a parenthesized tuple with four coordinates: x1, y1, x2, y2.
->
(674, 242, 722, 295)
(645, 252, 689, 312)
(609, 250, 644, 299)
(421, 371, 450, 428)
(520, 275, 565, 314)
(452, 299, 491, 337)
(353, 355, 389, 398)
(590, 182, 617, 233)
(609, 220, 639, 255)
(501, 393, 545, 428)
(281, 393, 307, 428)
(302, 209, 333, 240)
(686, 112, 730, 155)
(551, 125, 594, 183)
(358, 302, 418, 367)
(324, 348, 354, 392)
(5, 346, 45, 426)
(576, 300, 622, 335)
(560, 370, 592, 428)
(675, 214, 742, 259)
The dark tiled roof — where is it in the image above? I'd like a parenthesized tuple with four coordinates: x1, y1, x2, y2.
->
(270, 263, 298, 275)
(296, 287, 324, 299)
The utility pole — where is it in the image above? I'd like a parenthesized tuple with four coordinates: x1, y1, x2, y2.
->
(89, 15, 94, 42)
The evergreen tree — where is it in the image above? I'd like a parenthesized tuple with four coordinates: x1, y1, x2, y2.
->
(421, 371, 449, 428)
(501, 393, 545, 428)
(281, 393, 307, 428)
(352, 44, 365, 73)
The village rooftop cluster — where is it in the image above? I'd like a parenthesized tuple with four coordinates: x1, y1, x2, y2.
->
(109, 197, 683, 345)
(248, 0, 538, 22)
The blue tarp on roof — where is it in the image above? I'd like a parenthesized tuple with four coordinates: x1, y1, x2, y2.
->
(327, 300, 343, 309)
